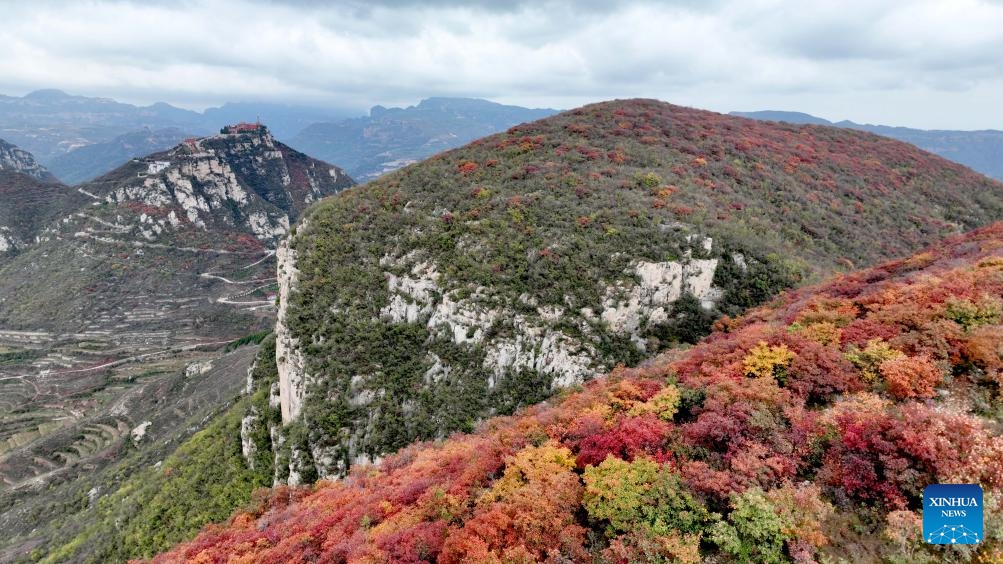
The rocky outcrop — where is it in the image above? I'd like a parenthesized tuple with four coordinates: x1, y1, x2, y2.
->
(97, 131, 345, 245)
(276, 235, 307, 423)
(596, 244, 723, 343)
(0, 139, 55, 182)
(377, 254, 603, 389)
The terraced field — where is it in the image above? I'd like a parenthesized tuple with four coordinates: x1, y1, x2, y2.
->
(0, 341, 259, 559)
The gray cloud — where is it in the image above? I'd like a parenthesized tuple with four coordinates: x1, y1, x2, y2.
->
(0, 0, 1001, 128)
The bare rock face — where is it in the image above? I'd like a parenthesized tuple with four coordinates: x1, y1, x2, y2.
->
(96, 129, 351, 246)
(276, 235, 308, 423)
(0, 139, 56, 182)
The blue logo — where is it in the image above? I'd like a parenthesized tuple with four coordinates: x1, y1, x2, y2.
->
(923, 484, 983, 545)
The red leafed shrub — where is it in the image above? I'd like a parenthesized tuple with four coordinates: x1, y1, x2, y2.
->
(456, 161, 479, 175)
(879, 354, 942, 399)
(784, 336, 863, 401)
(840, 317, 902, 347)
(575, 414, 671, 468)
(375, 520, 448, 563)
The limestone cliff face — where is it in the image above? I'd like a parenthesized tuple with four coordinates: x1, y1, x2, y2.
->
(276, 234, 307, 423)
(94, 130, 352, 246)
(275, 221, 730, 476)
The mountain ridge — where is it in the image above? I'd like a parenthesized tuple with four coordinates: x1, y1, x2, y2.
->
(288, 97, 558, 180)
(270, 98, 1003, 482)
(731, 110, 1003, 180)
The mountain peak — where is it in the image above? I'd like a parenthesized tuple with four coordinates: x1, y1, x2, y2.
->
(23, 88, 71, 101)
(79, 124, 352, 245)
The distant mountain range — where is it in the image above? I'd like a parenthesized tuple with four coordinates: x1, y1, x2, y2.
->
(732, 110, 1003, 180)
(0, 90, 555, 186)
(0, 89, 353, 173)
(45, 127, 191, 185)
(288, 97, 558, 180)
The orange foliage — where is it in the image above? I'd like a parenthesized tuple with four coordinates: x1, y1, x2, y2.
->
(879, 354, 942, 399)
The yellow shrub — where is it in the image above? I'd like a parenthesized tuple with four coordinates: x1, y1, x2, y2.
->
(743, 341, 796, 379)
(628, 385, 681, 421)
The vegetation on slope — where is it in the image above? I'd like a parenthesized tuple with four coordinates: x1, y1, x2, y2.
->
(0, 170, 86, 254)
(22, 337, 281, 563)
(285, 98, 1003, 471)
(154, 222, 1003, 563)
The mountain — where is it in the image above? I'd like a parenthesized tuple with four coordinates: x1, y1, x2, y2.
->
(45, 127, 191, 185)
(0, 138, 56, 182)
(0, 122, 353, 335)
(0, 140, 84, 253)
(268, 98, 1003, 482)
(0, 90, 206, 162)
(0, 125, 354, 561)
(732, 110, 1003, 181)
(0, 89, 355, 165)
(153, 221, 1003, 563)
(201, 102, 356, 139)
(288, 97, 558, 180)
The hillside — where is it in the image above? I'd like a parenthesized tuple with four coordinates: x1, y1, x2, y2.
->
(271, 98, 1003, 480)
(288, 97, 557, 180)
(732, 110, 1003, 181)
(154, 221, 1003, 563)
(46, 127, 191, 184)
(0, 126, 353, 560)
(0, 140, 85, 253)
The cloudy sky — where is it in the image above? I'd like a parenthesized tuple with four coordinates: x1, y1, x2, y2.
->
(2, 0, 1002, 129)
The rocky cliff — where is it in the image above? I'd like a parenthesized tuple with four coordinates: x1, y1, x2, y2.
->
(271, 99, 1003, 480)
(0, 139, 56, 182)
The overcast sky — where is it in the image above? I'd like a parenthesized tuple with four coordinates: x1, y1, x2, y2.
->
(2, 0, 1002, 129)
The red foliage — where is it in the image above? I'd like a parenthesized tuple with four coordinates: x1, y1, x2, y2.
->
(456, 161, 479, 175)
(574, 414, 672, 468)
